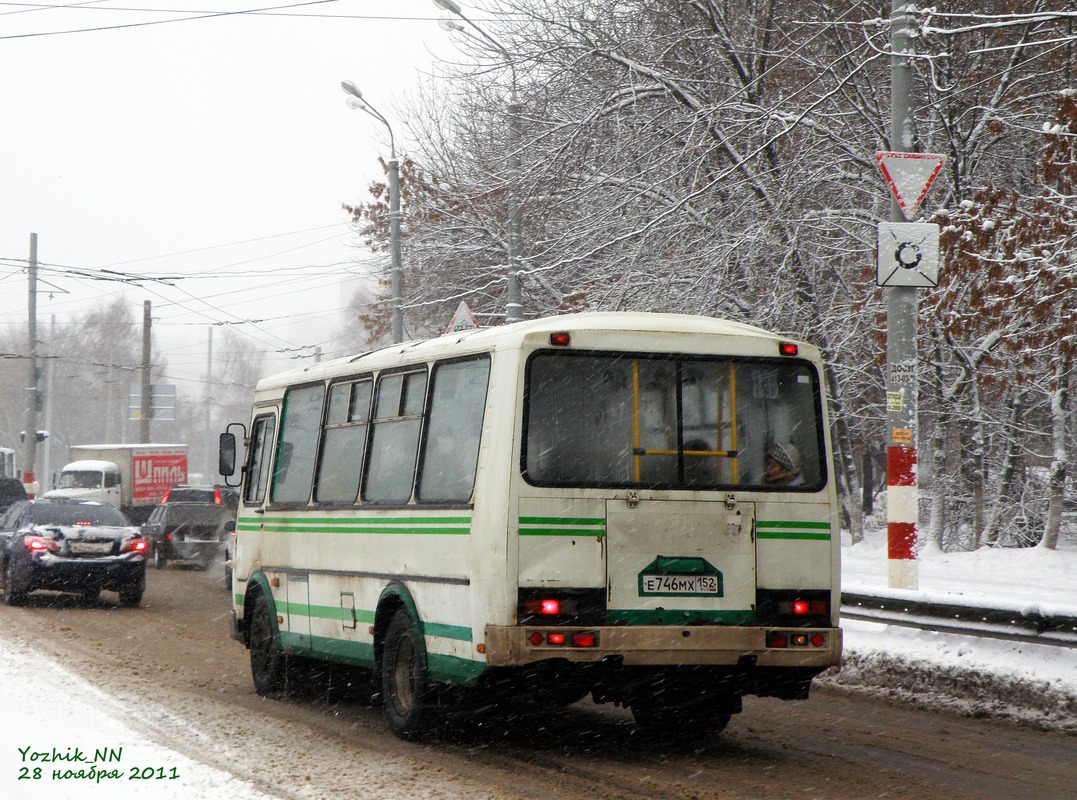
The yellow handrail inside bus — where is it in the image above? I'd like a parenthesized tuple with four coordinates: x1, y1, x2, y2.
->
(629, 360, 741, 484)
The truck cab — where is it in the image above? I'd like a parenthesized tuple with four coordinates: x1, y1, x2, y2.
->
(43, 460, 123, 508)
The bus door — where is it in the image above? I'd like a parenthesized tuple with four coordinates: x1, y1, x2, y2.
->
(605, 498, 756, 625)
(605, 357, 757, 625)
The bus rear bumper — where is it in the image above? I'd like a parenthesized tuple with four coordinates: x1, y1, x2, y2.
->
(484, 624, 842, 669)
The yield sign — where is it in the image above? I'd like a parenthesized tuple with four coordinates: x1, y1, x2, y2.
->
(875, 152, 946, 220)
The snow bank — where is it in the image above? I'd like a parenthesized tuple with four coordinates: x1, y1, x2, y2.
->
(0, 634, 278, 800)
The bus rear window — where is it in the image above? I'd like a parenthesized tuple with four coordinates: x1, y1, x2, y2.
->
(523, 352, 825, 490)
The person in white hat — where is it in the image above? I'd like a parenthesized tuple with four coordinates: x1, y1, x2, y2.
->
(763, 441, 804, 486)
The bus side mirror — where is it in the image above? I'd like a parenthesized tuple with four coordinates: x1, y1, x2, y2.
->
(219, 432, 237, 478)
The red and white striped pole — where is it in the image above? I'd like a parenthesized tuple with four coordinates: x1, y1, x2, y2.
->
(885, 2, 919, 590)
(887, 442, 918, 588)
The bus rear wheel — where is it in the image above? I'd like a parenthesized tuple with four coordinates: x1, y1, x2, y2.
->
(381, 609, 436, 741)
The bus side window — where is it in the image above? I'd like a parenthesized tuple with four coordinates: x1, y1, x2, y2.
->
(271, 383, 325, 505)
(244, 415, 277, 505)
(315, 379, 373, 503)
(417, 357, 490, 502)
(363, 369, 428, 504)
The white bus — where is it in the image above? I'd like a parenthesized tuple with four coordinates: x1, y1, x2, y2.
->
(220, 312, 842, 741)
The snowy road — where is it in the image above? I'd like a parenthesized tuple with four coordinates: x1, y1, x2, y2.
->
(0, 560, 1074, 800)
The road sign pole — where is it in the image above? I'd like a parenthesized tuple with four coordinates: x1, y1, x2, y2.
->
(886, 0, 919, 590)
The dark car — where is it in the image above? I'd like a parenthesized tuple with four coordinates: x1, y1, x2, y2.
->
(161, 484, 239, 511)
(0, 499, 147, 607)
(0, 477, 28, 514)
(141, 501, 233, 570)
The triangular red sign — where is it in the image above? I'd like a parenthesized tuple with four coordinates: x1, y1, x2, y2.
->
(875, 152, 946, 220)
(446, 301, 480, 333)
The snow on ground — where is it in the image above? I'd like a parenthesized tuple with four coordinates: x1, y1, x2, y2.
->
(1, 525, 1074, 799)
(832, 526, 1077, 732)
(0, 631, 278, 800)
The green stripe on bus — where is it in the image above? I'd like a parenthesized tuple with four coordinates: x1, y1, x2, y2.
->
(279, 601, 471, 643)
(277, 632, 486, 686)
(519, 516, 605, 526)
(518, 516, 605, 537)
(756, 520, 830, 530)
(756, 520, 831, 541)
(260, 524, 469, 535)
(238, 516, 471, 536)
(607, 609, 755, 625)
(264, 516, 472, 525)
(757, 531, 831, 540)
(278, 600, 375, 623)
(519, 528, 605, 537)
(422, 621, 473, 642)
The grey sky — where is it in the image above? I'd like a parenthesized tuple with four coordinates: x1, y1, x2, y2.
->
(0, 1, 448, 387)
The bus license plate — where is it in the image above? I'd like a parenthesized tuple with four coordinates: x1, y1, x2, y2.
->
(640, 574, 719, 595)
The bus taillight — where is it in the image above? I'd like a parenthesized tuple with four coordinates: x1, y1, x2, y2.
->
(527, 630, 599, 648)
(572, 632, 597, 648)
(767, 631, 827, 648)
(766, 631, 788, 648)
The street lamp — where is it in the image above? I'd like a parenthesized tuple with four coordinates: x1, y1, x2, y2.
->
(434, 0, 524, 323)
(341, 80, 404, 344)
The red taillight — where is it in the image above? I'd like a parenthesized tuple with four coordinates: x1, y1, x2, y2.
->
(122, 538, 148, 554)
(766, 631, 788, 648)
(549, 332, 571, 347)
(25, 536, 58, 553)
(779, 342, 799, 356)
(213, 488, 223, 505)
(161, 488, 172, 503)
(779, 598, 828, 616)
(540, 599, 560, 615)
(811, 634, 826, 647)
(527, 630, 598, 648)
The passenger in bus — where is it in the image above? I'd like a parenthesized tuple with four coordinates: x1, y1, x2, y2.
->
(763, 441, 803, 486)
(682, 439, 717, 486)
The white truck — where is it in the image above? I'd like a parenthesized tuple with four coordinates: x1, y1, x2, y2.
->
(45, 444, 188, 524)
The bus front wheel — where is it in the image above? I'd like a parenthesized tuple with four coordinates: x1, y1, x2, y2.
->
(381, 609, 436, 740)
(249, 590, 291, 695)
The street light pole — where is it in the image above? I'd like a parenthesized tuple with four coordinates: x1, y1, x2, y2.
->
(435, 0, 524, 323)
(341, 80, 404, 344)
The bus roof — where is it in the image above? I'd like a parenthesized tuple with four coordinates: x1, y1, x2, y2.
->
(256, 311, 816, 392)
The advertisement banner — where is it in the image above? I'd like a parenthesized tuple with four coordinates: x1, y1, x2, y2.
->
(132, 451, 188, 503)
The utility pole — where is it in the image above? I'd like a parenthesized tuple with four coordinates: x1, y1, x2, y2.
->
(205, 327, 214, 478)
(886, 1, 919, 590)
(43, 316, 56, 493)
(22, 233, 40, 495)
(140, 300, 152, 443)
